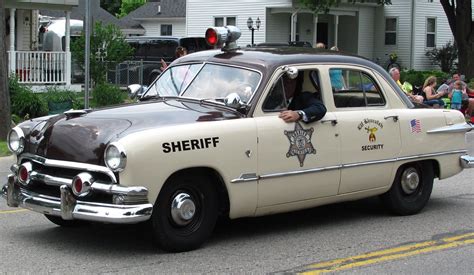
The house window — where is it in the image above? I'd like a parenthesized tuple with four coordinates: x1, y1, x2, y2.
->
(384, 17, 397, 45)
(214, 16, 236, 27)
(426, 18, 436, 48)
(161, 24, 172, 36)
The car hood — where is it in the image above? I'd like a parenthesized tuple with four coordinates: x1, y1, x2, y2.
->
(20, 99, 242, 164)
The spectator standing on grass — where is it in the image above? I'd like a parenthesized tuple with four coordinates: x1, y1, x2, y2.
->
(449, 80, 464, 110)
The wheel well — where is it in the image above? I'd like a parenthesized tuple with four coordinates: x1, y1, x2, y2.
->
(165, 167, 230, 217)
(397, 160, 440, 178)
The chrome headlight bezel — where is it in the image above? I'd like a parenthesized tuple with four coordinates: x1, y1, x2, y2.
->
(7, 127, 25, 154)
(104, 142, 127, 172)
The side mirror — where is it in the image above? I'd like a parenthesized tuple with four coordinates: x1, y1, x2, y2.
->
(224, 93, 245, 109)
(283, 66, 298, 79)
(127, 84, 147, 99)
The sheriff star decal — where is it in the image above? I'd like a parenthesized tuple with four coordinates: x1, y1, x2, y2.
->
(284, 122, 316, 167)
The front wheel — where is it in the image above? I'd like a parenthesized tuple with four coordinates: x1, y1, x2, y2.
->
(381, 162, 434, 215)
(151, 173, 218, 252)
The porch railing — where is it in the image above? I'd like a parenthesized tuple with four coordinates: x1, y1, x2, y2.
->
(11, 51, 67, 84)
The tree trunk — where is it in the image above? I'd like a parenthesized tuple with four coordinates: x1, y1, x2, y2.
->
(457, 41, 474, 80)
(0, 4, 12, 140)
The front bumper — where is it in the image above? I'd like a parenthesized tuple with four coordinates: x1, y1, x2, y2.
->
(1, 175, 153, 224)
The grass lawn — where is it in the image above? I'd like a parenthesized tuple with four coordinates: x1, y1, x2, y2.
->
(0, 141, 11, 157)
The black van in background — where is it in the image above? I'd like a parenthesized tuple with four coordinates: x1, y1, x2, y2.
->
(124, 36, 212, 84)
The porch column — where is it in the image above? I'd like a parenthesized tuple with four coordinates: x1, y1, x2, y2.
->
(65, 11, 71, 86)
(9, 8, 16, 75)
(334, 15, 339, 47)
(290, 11, 298, 41)
(312, 15, 318, 46)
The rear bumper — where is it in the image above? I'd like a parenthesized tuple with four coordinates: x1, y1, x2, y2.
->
(1, 175, 153, 224)
(460, 155, 474, 168)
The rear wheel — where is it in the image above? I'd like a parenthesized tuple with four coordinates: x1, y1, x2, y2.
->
(381, 162, 434, 215)
(44, 214, 85, 227)
(151, 173, 218, 252)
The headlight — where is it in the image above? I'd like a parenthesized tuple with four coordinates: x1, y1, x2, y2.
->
(7, 127, 25, 154)
(104, 142, 127, 172)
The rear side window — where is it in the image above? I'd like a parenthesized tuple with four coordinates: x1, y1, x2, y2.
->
(330, 68, 385, 108)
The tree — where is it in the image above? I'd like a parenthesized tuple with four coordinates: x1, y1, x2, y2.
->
(298, 0, 390, 14)
(0, 4, 11, 140)
(425, 41, 458, 73)
(118, 0, 146, 18)
(101, 0, 122, 17)
(71, 22, 134, 84)
(440, 0, 474, 79)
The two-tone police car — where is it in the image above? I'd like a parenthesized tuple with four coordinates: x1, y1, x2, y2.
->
(3, 26, 473, 252)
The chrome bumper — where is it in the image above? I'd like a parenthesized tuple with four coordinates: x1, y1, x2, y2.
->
(460, 155, 474, 168)
(1, 175, 153, 224)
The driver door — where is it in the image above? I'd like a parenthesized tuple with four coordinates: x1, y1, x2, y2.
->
(254, 68, 341, 208)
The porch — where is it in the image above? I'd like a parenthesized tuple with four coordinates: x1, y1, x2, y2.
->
(5, 0, 79, 86)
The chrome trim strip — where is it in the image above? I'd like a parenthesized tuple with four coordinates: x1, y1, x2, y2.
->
(427, 123, 473, 134)
(260, 165, 341, 180)
(19, 153, 117, 183)
(230, 173, 259, 183)
(253, 150, 467, 181)
(460, 155, 474, 169)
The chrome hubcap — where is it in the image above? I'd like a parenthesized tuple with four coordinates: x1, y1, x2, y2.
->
(401, 167, 420, 194)
(170, 193, 196, 226)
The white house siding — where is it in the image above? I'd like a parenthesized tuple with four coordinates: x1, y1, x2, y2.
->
(186, 0, 292, 47)
(141, 20, 186, 37)
(374, 0, 413, 70)
(412, 0, 453, 70)
(357, 6, 375, 60)
(265, 11, 290, 43)
(16, 10, 32, 51)
(338, 15, 358, 54)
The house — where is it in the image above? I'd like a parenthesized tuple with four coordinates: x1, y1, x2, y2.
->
(5, 0, 79, 88)
(185, 0, 466, 71)
(119, 0, 186, 37)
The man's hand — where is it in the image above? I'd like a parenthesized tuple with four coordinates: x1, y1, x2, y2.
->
(160, 59, 167, 71)
(279, 110, 300, 122)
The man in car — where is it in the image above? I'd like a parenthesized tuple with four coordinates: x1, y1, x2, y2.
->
(279, 74, 327, 123)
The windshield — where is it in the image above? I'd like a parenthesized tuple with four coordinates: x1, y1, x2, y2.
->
(145, 63, 261, 104)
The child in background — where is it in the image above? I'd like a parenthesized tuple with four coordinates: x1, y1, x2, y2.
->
(450, 80, 463, 110)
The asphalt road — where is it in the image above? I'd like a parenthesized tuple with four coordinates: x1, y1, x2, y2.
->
(0, 133, 473, 274)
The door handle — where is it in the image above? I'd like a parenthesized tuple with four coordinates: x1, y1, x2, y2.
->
(321, 119, 338, 126)
(384, 115, 399, 122)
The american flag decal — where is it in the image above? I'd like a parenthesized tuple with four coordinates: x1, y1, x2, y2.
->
(410, 119, 421, 133)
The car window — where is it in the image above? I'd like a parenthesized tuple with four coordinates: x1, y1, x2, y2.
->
(182, 64, 260, 103)
(331, 68, 385, 108)
(148, 40, 178, 59)
(146, 64, 202, 97)
(263, 77, 287, 111)
(263, 69, 323, 112)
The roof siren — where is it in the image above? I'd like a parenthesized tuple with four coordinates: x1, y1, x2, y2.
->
(205, 26, 241, 52)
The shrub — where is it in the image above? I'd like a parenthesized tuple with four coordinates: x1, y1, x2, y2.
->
(92, 83, 125, 107)
(9, 77, 48, 119)
(425, 41, 458, 73)
(401, 70, 450, 87)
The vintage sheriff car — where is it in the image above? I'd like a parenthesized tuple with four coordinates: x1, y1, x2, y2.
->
(3, 26, 473, 252)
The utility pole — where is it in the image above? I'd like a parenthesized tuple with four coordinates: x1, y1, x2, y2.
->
(84, 0, 91, 109)
(0, 2, 12, 139)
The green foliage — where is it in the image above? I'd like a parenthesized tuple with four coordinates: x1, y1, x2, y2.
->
(425, 41, 458, 73)
(118, 0, 146, 18)
(92, 83, 126, 107)
(0, 141, 10, 157)
(9, 77, 48, 119)
(71, 22, 134, 84)
(101, 0, 122, 16)
(400, 70, 450, 87)
(298, 0, 391, 13)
